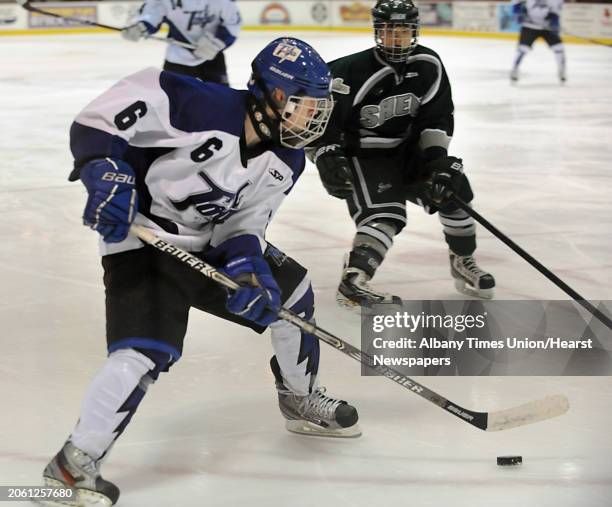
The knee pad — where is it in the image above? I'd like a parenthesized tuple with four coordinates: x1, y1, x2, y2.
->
(354, 219, 399, 257)
(132, 347, 175, 381)
(105, 348, 157, 396)
(70, 347, 172, 458)
(551, 43, 564, 53)
(110, 347, 174, 383)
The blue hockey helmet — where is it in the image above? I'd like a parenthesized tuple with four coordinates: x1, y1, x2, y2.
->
(247, 38, 335, 149)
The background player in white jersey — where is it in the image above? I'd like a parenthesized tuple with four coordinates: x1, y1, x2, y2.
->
(308, 0, 495, 310)
(40, 38, 359, 507)
(122, 0, 241, 85)
(510, 0, 566, 83)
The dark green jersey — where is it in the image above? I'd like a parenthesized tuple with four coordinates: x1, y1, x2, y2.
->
(320, 45, 454, 157)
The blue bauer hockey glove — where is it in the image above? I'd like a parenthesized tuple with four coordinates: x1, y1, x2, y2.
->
(545, 12, 560, 31)
(224, 256, 281, 327)
(80, 158, 138, 243)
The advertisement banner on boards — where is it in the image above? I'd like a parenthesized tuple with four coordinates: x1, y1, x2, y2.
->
(27, 4, 98, 29)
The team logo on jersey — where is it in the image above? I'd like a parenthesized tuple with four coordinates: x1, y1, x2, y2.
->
(269, 168, 284, 182)
(273, 43, 302, 63)
(170, 172, 250, 224)
(359, 92, 420, 129)
(265, 245, 287, 267)
(186, 5, 216, 30)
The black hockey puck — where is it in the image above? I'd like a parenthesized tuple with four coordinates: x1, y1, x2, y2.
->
(497, 455, 522, 466)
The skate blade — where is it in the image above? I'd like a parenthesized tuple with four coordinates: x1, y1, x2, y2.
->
(39, 478, 113, 507)
(335, 292, 362, 314)
(37, 478, 78, 507)
(336, 292, 403, 315)
(285, 420, 362, 438)
(454, 279, 494, 299)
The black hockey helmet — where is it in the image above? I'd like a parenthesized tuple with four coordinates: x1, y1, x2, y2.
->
(371, 0, 419, 63)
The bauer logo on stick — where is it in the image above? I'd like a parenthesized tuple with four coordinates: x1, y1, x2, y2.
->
(273, 42, 302, 63)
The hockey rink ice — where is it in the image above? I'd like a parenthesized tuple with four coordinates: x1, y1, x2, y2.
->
(1, 30, 611, 506)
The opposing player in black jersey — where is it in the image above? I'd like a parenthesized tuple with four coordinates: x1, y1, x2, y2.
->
(309, 0, 495, 309)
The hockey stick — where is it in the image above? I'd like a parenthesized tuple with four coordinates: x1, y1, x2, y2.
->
(451, 196, 612, 331)
(130, 224, 569, 432)
(15, 0, 196, 50)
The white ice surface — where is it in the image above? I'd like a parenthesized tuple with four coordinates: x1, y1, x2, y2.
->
(1, 31, 611, 507)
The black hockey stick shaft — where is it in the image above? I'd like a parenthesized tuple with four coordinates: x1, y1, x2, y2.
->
(17, 1, 196, 49)
(563, 30, 612, 48)
(19, 0, 123, 31)
(130, 224, 569, 431)
(452, 196, 612, 330)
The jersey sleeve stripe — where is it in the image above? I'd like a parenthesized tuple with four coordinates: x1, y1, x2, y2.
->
(69, 122, 129, 179)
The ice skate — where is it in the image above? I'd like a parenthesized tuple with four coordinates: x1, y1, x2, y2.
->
(271, 359, 361, 438)
(41, 441, 119, 507)
(337, 265, 401, 312)
(559, 70, 567, 84)
(449, 251, 495, 299)
(510, 68, 519, 83)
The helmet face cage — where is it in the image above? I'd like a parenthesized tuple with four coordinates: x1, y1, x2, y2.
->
(247, 38, 335, 148)
(280, 95, 334, 149)
(374, 20, 419, 63)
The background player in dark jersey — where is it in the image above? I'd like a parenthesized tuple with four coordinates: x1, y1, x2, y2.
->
(308, 0, 495, 309)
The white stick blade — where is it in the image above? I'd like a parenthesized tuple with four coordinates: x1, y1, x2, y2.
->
(486, 394, 569, 431)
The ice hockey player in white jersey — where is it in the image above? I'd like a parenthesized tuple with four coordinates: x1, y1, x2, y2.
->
(510, 0, 566, 83)
(40, 38, 359, 507)
(122, 0, 241, 85)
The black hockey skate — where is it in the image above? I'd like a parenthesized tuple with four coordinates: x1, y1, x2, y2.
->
(337, 266, 401, 312)
(271, 358, 361, 438)
(41, 441, 119, 506)
(449, 251, 495, 299)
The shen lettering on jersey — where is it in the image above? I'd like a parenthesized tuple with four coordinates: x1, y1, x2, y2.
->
(318, 46, 453, 153)
(360, 93, 420, 129)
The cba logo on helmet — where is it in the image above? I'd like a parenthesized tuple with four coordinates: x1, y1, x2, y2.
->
(248, 37, 335, 149)
(272, 42, 302, 63)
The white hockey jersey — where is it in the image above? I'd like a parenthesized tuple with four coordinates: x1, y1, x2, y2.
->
(518, 0, 563, 31)
(70, 67, 305, 257)
(132, 0, 241, 66)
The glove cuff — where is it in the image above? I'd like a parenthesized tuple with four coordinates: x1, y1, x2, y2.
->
(313, 144, 343, 165)
(423, 146, 448, 162)
(204, 234, 263, 266)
